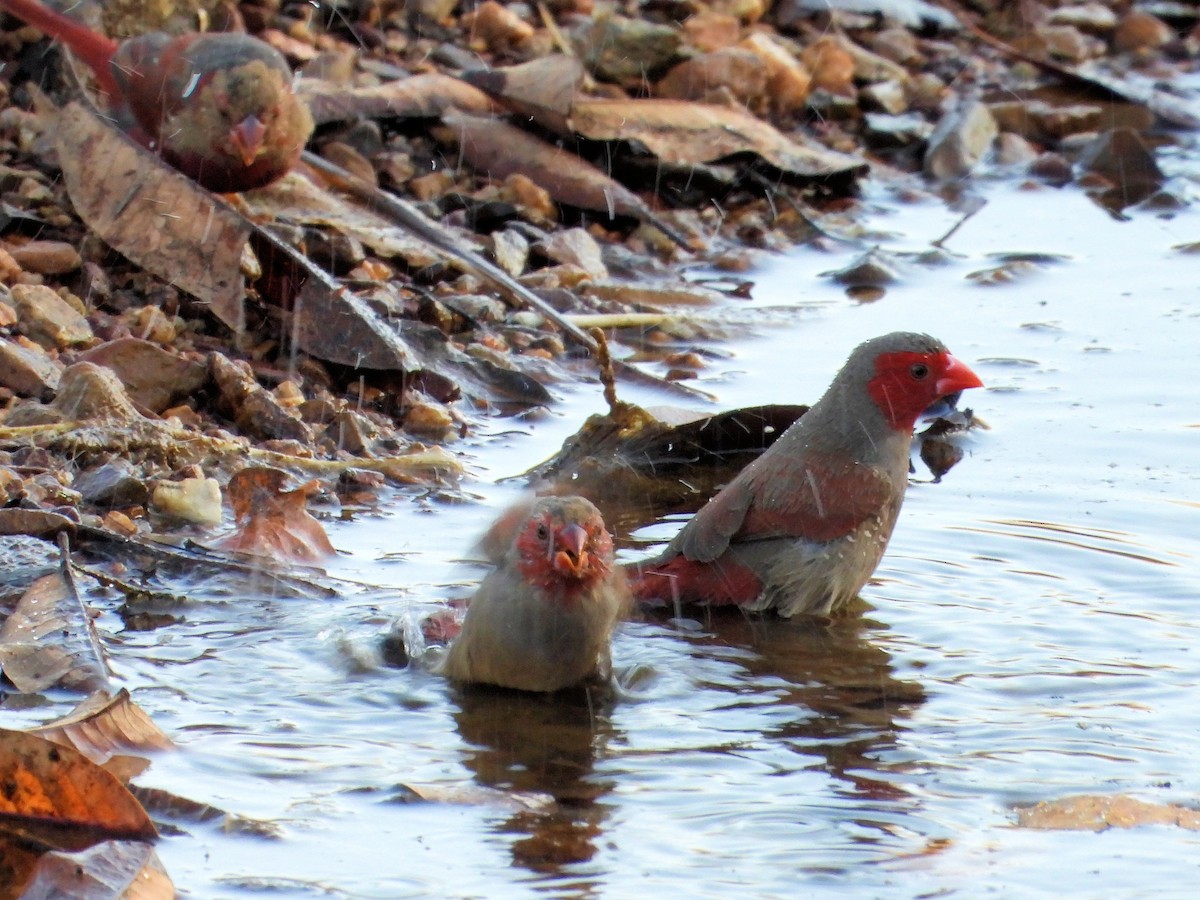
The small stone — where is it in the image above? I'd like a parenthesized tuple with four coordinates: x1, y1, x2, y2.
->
(6, 240, 82, 275)
(78, 337, 208, 414)
(303, 227, 366, 275)
(101, 509, 139, 536)
(868, 27, 923, 66)
(657, 48, 769, 109)
(121, 305, 177, 344)
(1114, 11, 1174, 52)
(404, 400, 454, 434)
(577, 14, 682, 86)
(681, 11, 740, 52)
(8, 283, 94, 349)
(1029, 152, 1075, 186)
(738, 34, 811, 114)
(73, 458, 150, 508)
(152, 477, 223, 526)
(860, 80, 909, 115)
(490, 229, 530, 277)
(1038, 25, 1105, 61)
(995, 132, 1039, 167)
(801, 35, 856, 96)
(409, 170, 456, 202)
(924, 100, 998, 181)
(6, 361, 143, 426)
(0, 337, 62, 400)
(324, 409, 379, 456)
(535, 229, 607, 281)
(502, 174, 555, 222)
(463, 0, 534, 51)
(1048, 4, 1118, 34)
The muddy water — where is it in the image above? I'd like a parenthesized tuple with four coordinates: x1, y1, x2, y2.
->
(43, 178, 1200, 895)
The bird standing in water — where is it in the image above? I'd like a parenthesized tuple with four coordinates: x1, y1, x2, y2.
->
(439, 496, 629, 692)
(628, 332, 984, 617)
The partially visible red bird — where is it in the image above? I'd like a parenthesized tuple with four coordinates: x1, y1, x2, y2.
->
(627, 332, 984, 617)
(438, 496, 629, 692)
(0, 0, 313, 191)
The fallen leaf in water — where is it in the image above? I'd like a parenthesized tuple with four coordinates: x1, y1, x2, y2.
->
(1016, 794, 1200, 831)
(128, 785, 281, 839)
(31, 689, 175, 783)
(390, 782, 555, 813)
(54, 101, 249, 332)
(17, 839, 172, 899)
(0, 547, 111, 694)
(216, 467, 335, 562)
(528, 401, 808, 531)
(0, 729, 157, 851)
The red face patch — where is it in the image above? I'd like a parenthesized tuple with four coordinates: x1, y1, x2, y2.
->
(867, 350, 954, 431)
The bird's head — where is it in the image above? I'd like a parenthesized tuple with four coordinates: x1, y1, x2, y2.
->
(162, 35, 314, 191)
(862, 333, 984, 432)
(514, 497, 614, 596)
(212, 58, 312, 170)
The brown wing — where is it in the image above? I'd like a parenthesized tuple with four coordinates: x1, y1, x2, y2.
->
(672, 452, 894, 563)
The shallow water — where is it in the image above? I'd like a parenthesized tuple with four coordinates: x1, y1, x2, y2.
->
(23, 170, 1200, 896)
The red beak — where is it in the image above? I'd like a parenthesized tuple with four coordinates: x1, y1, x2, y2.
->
(229, 114, 267, 167)
(936, 353, 984, 396)
(552, 523, 589, 576)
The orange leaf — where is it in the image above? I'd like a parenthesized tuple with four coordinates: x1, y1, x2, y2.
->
(0, 729, 157, 852)
(216, 466, 335, 561)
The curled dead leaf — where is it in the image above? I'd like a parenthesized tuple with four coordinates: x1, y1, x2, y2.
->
(32, 689, 175, 783)
(215, 466, 336, 562)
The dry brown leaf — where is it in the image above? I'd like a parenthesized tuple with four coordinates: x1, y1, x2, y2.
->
(442, 113, 689, 245)
(1017, 794, 1200, 832)
(568, 98, 866, 180)
(215, 466, 336, 562)
(462, 55, 582, 132)
(246, 211, 424, 373)
(0, 729, 157, 852)
(31, 689, 175, 782)
(0, 509, 77, 541)
(299, 72, 494, 126)
(242, 171, 441, 270)
(17, 839, 173, 900)
(54, 101, 249, 332)
(0, 553, 111, 694)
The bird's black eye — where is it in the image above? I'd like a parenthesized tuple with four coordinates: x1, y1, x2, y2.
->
(910, 363, 930, 380)
(536, 524, 549, 540)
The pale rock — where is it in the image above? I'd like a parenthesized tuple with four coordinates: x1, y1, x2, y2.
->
(9, 283, 93, 349)
(923, 100, 998, 181)
(152, 477, 223, 526)
(536, 229, 608, 281)
(0, 338, 62, 400)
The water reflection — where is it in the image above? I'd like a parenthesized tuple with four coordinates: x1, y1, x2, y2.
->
(451, 682, 619, 877)
(663, 608, 924, 801)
